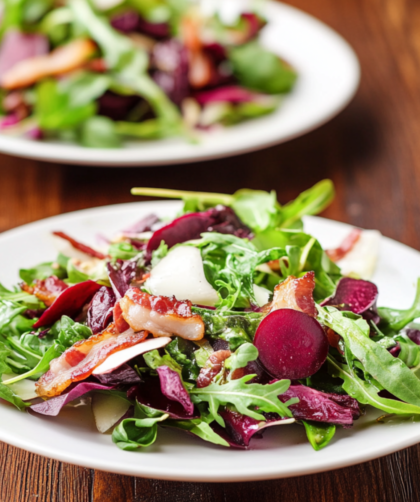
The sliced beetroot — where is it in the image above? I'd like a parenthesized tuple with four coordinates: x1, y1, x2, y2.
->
(240, 12, 267, 40)
(110, 10, 139, 32)
(128, 377, 199, 420)
(86, 286, 116, 334)
(195, 85, 256, 105)
(98, 91, 143, 121)
(94, 364, 142, 386)
(277, 384, 362, 425)
(107, 259, 137, 299)
(405, 328, 420, 345)
(321, 277, 378, 315)
(254, 309, 329, 380)
(0, 31, 48, 78)
(219, 408, 293, 448)
(146, 206, 252, 255)
(30, 382, 113, 417)
(33, 280, 101, 328)
(52, 231, 107, 260)
(156, 366, 194, 416)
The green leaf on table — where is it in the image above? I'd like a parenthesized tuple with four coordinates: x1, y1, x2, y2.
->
(228, 41, 297, 94)
(303, 421, 336, 451)
(190, 376, 294, 427)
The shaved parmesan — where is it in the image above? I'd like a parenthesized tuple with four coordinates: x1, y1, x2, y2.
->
(146, 246, 219, 306)
(253, 284, 271, 307)
(92, 393, 130, 434)
(337, 230, 381, 280)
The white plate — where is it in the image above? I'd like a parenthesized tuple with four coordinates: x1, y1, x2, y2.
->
(1, 201, 420, 482)
(0, 2, 359, 166)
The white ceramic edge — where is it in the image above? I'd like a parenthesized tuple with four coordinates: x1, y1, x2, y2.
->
(0, 202, 419, 481)
(0, 2, 360, 167)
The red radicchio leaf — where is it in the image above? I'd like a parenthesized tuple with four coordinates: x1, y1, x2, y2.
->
(98, 91, 143, 121)
(195, 85, 257, 105)
(107, 259, 137, 299)
(156, 366, 194, 415)
(111, 10, 169, 38)
(30, 382, 113, 416)
(321, 277, 378, 315)
(240, 12, 267, 41)
(94, 364, 141, 386)
(128, 377, 199, 419)
(146, 206, 252, 256)
(33, 280, 102, 328)
(0, 31, 48, 78)
(86, 286, 116, 334)
(276, 384, 362, 426)
(122, 213, 160, 235)
(405, 328, 420, 346)
(0, 114, 20, 128)
(52, 231, 107, 260)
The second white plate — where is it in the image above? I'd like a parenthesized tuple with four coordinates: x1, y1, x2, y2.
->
(0, 1, 359, 166)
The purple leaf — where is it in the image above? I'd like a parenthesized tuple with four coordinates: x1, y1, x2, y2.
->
(95, 364, 142, 386)
(146, 206, 252, 255)
(86, 286, 117, 334)
(122, 213, 160, 235)
(321, 277, 379, 315)
(152, 39, 190, 105)
(98, 91, 143, 121)
(111, 10, 169, 38)
(33, 281, 101, 328)
(107, 260, 137, 299)
(277, 384, 362, 426)
(156, 366, 194, 416)
(0, 31, 48, 78)
(405, 328, 420, 345)
(137, 17, 169, 39)
(0, 114, 20, 129)
(30, 382, 113, 417)
(240, 12, 266, 40)
(128, 377, 199, 419)
(195, 85, 257, 105)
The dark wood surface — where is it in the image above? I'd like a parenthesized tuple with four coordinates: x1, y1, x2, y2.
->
(1, 0, 420, 500)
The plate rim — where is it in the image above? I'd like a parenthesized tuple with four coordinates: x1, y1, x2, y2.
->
(0, 1, 360, 167)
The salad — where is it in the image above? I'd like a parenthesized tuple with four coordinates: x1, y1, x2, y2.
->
(0, 0, 297, 148)
(1, 180, 420, 453)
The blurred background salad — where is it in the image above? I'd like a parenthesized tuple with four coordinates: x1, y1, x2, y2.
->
(0, 0, 297, 148)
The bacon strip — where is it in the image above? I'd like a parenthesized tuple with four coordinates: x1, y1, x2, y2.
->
(119, 288, 205, 341)
(36, 323, 147, 398)
(270, 271, 317, 317)
(53, 231, 107, 260)
(21, 275, 68, 307)
(196, 350, 231, 388)
(326, 228, 362, 262)
(1, 39, 96, 90)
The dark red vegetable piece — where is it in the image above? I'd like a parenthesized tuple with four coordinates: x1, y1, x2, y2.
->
(30, 382, 113, 416)
(122, 213, 160, 235)
(128, 377, 199, 420)
(0, 31, 48, 78)
(240, 12, 267, 41)
(86, 286, 116, 334)
(107, 259, 137, 299)
(254, 309, 329, 380)
(53, 231, 107, 260)
(195, 85, 256, 105)
(98, 91, 143, 121)
(110, 10, 169, 38)
(277, 384, 362, 426)
(156, 366, 194, 415)
(146, 206, 252, 255)
(33, 280, 101, 328)
(405, 328, 420, 345)
(321, 277, 378, 315)
(95, 364, 141, 386)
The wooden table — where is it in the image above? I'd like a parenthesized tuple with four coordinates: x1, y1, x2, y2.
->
(1, 0, 419, 500)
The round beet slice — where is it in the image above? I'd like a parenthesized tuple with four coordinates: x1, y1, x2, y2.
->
(254, 309, 329, 380)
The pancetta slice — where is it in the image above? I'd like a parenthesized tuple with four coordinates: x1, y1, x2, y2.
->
(270, 271, 317, 317)
(21, 275, 68, 307)
(36, 323, 147, 398)
(325, 228, 362, 262)
(119, 288, 205, 341)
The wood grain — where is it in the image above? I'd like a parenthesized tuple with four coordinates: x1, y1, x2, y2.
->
(1, 0, 420, 500)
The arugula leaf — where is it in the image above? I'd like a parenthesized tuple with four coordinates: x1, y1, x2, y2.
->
(0, 382, 30, 411)
(79, 116, 122, 149)
(143, 349, 183, 375)
(0, 300, 26, 331)
(225, 343, 258, 374)
(51, 316, 92, 351)
(327, 354, 420, 415)
(165, 338, 200, 381)
(303, 421, 336, 451)
(108, 242, 140, 261)
(318, 306, 420, 407)
(228, 42, 297, 94)
(378, 278, 420, 331)
(165, 419, 229, 447)
(190, 376, 294, 426)
(0, 284, 43, 308)
(395, 333, 420, 368)
(19, 261, 66, 284)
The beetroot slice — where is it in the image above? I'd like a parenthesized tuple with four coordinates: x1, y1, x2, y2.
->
(33, 280, 101, 328)
(254, 309, 328, 380)
(321, 277, 378, 315)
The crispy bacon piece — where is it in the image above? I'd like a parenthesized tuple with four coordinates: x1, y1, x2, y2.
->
(113, 302, 130, 333)
(196, 350, 231, 388)
(326, 228, 362, 262)
(36, 323, 147, 398)
(119, 288, 205, 341)
(1, 39, 96, 90)
(270, 271, 317, 317)
(53, 231, 107, 260)
(21, 276, 68, 307)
